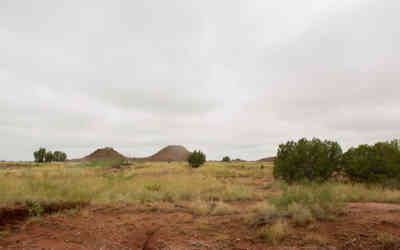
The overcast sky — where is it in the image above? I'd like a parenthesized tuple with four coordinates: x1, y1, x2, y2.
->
(1, 0, 399, 161)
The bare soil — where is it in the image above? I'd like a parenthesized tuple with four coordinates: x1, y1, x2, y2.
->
(1, 202, 400, 250)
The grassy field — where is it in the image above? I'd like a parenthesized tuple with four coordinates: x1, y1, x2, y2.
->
(0, 161, 272, 206)
(2, 160, 400, 215)
(2, 160, 400, 248)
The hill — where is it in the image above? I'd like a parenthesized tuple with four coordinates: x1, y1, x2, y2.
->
(82, 147, 127, 161)
(257, 157, 276, 162)
(132, 145, 191, 162)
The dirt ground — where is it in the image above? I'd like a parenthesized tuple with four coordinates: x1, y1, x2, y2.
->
(1, 202, 400, 250)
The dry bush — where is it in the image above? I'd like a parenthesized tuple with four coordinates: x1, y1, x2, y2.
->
(258, 219, 290, 244)
(287, 202, 314, 226)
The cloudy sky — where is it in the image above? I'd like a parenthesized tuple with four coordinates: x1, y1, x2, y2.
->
(1, 0, 399, 161)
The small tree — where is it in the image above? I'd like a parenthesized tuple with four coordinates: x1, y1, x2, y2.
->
(44, 151, 53, 162)
(222, 156, 231, 162)
(60, 152, 67, 161)
(33, 148, 46, 163)
(53, 151, 68, 162)
(273, 138, 343, 183)
(188, 150, 206, 168)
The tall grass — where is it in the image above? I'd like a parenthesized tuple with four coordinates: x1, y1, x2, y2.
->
(0, 163, 263, 206)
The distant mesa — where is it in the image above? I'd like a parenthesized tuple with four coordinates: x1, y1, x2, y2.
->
(258, 157, 276, 162)
(132, 145, 191, 162)
(82, 147, 127, 161)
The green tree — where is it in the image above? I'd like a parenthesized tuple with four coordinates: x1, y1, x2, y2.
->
(273, 138, 343, 183)
(44, 151, 53, 162)
(53, 151, 68, 162)
(342, 140, 400, 184)
(33, 148, 46, 163)
(222, 156, 231, 162)
(188, 150, 206, 168)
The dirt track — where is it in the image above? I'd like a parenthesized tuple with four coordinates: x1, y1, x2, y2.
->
(1, 202, 400, 250)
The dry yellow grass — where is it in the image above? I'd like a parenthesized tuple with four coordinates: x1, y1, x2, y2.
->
(0, 161, 266, 207)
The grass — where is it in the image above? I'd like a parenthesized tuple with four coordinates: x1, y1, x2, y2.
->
(258, 219, 290, 244)
(189, 200, 237, 216)
(3, 160, 400, 227)
(0, 161, 265, 207)
(249, 180, 400, 230)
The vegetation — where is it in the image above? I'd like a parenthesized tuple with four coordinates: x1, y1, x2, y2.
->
(342, 140, 400, 184)
(222, 156, 231, 162)
(33, 148, 46, 163)
(258, 219, 290, 244)
(53, 151, 67, 162)
(44, 151, 53, 162)
(188, 150, 206, 168)
(33, 148, 67, 163)
(273, 138, 342, 183)
(0, 161, 263, 206)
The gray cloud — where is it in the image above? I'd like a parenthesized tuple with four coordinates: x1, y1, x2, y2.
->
(1, 0, 399, 161)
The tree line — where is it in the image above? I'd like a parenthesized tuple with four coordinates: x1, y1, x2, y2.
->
(33, 148, 67, 163)
(273, 138, 400, 186)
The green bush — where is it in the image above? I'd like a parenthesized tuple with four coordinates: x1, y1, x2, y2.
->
(222, 156, 231, 162)
(33, 148, 46, 163)
(273, 138, 342, 183)
(188, 150, 206, 168)
(342, 140, 400, 184)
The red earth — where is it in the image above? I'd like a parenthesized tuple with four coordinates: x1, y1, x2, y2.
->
(1, 202, 400, 250)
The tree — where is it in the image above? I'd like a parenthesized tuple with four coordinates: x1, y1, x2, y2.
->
(342, 140, 400, 183)
(188, 150, 206, 168)
(53, 151, 68, 162)
(33, 148, 46, 163)
(44, 151, 53, 162)
(222, 156, 231, 162)
(273, 138, 343, 183)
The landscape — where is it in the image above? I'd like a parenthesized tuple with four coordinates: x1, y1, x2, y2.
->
(2, 0, 400, 249)
(1, 142, 400, 250)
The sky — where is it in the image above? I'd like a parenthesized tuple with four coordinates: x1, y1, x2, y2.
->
(1, 0, 399, 161)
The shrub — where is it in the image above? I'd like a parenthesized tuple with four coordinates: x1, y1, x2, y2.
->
(222, 156, 231, 162)
(33, 148, 46, 163)
(258, 219, 290, 244)
(188, 150, 206, 168)
(287, 202, 313, 226)
(342, 140, 400, 184)
(268, 182, 344, 221)
(273, 138, 342, 183)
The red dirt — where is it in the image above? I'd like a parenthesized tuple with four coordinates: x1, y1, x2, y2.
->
(132, 145, 191, 162)
(1, 202, 400, 250)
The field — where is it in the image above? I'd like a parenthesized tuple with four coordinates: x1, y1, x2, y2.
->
(1, 161, 400, 250)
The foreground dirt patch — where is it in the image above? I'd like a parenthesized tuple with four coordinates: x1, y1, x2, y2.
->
(1, 202, 400, 250)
